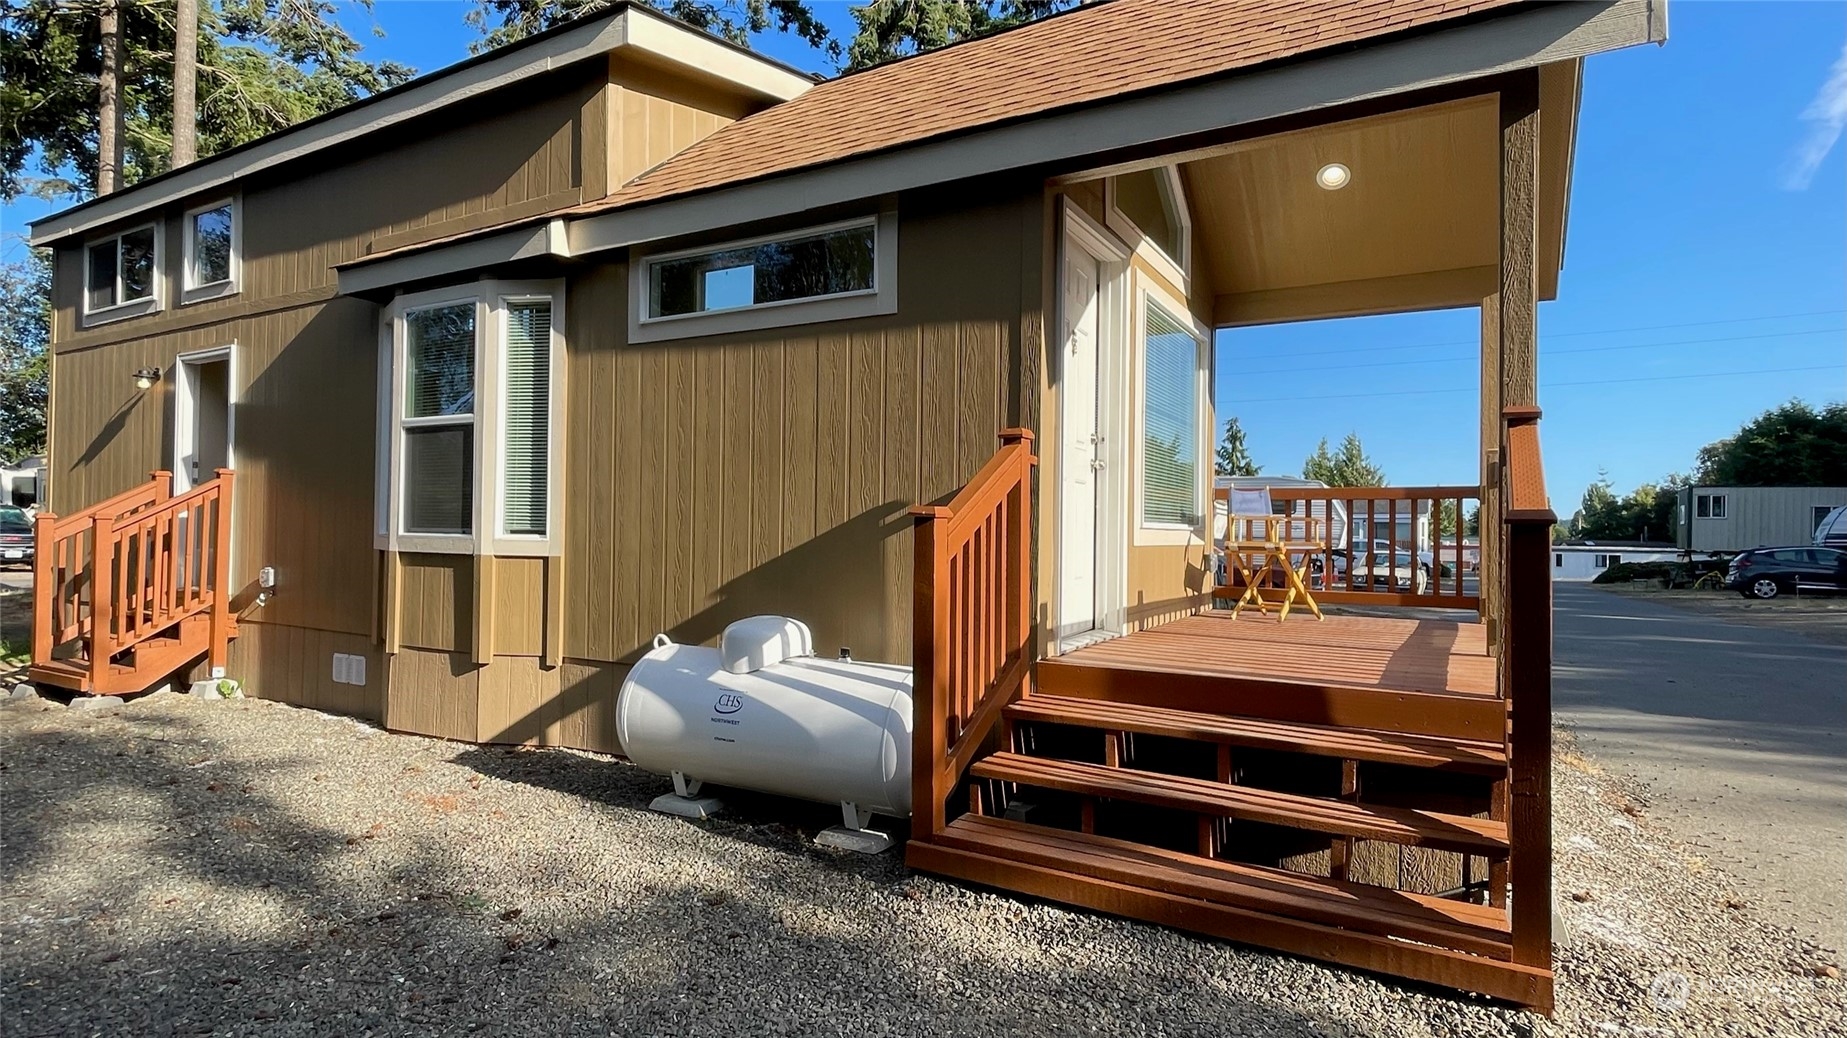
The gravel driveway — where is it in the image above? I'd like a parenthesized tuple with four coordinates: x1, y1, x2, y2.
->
(2, 691, 1840, 1037)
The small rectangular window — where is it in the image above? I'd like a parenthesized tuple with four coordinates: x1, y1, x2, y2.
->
(1140, 297, 1203, 529)
(83, 224, 160, 319)
(1696, 494, 1711, 518)
(1709, 494, 1727, 519)
(1555, 553, 1563, 568)
(647, 222, 875, 319)
(186, 202, 235, 291)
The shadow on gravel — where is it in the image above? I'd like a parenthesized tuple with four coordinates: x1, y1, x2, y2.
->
(0, 702, 1380, 1037)
(449, 744, 908, 883)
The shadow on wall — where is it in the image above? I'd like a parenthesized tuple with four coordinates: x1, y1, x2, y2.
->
(638, 501, 919, 666)
(71, 383, 155, 472)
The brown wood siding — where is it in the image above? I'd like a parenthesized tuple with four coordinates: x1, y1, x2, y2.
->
(561, 189, 1029, 668)
(610, 58, 751, 188)
(223, 620, 384, 720)
(47, 298, 382, 638)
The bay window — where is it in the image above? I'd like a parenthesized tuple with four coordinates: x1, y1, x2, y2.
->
(380, 280, 564, 555)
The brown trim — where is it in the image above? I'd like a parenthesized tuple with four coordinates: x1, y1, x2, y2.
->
(366, 189, 583, 257)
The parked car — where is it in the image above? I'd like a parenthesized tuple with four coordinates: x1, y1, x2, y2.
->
(1726, 546, 1847, 599)
(1815, 505, 1847, 549)
(1, 505, 32, 567)
(1349, 550, 1429, 594)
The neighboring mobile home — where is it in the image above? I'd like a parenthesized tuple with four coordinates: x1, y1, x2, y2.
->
(1552, 542, 1681, 582)
(27, 0, 1668, 1009)
(1677, 485, 1847, 553)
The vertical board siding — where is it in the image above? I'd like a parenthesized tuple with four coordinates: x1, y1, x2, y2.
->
(609, 65, 751, 187)
(561, 189, 1028, 669)
(226, 621, 384, 719)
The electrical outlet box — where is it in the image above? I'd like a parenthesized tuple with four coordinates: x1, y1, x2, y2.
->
(258, 566, 277, 589)
(331, 653, 367, 686)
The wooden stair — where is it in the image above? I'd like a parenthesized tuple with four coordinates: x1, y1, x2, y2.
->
(30, 614, 215, 695)
(1007, 695, 1507, 774)
(971, 751, 1508, 855)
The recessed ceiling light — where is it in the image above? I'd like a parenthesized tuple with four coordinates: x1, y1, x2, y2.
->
(1316, 163, 1352, 191)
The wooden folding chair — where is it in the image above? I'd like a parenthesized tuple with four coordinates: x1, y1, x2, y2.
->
(1222, 487, 1325, 622)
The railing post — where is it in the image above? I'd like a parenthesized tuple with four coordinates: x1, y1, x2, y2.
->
(31, 511, 57, 665)
(149, 469, 172, 503)
(208, 468, 235, 676)
(89, 512, 115, 690)
(1501, 406, 1554, 978)
(911, 505, 953, 842)
(998, 428, 1035, 664)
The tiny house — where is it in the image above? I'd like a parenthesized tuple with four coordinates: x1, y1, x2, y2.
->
(24, 0, 1670, 1009)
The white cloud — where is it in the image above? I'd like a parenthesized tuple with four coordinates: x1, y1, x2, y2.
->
(1783, 40, 1847, 190)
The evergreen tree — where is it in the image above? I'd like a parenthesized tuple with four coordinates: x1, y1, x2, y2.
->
(1214, 417, 1259, 476)
(466, 0, 835, 56)
(1301, 432, 1386, 487)
(1694, 400, 1847, 487)
(1, 0, 415, 199)
(845, 0, 1076, 70)
(0, 249, 52, 463)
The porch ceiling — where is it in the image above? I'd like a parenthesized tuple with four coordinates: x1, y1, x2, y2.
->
(1190, 62, 1577, 328)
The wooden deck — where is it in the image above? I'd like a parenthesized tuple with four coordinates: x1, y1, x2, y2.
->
(1057, 610, 1496, 699)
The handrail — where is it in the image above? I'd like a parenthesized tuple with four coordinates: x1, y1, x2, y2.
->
(1212, 483, 1482, 607)
(911, 429, 1037, 842)
(1499, 404, 1554, 973)
(33, 468, 236, 690)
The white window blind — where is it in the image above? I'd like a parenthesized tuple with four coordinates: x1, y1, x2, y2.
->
(1141, 299, 1200, 527)
(500, 300, 552, 537)
(402, 302, 475, 535)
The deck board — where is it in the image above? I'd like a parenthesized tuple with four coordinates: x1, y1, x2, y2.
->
(1060, 610, 1496, 698)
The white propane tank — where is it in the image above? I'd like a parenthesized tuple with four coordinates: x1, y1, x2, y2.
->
(617, 617, 913, 824)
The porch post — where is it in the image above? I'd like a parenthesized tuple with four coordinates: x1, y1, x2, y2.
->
(1479, 295, 1502, 643)
(1491, 69, 1541, 654)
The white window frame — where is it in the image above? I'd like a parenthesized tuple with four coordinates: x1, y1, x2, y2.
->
(627, 212, 898, 344)
(81, 221, 164, 325)
(1709, 493, 1727, 519)
(379, 279, 566, 556)
(1131, 275, 1211, 547)
(1105, 166, 1191, 292)
(181, 196, 241, 304)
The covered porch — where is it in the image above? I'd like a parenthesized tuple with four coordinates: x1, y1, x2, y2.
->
(907, 63, 1562, 1009)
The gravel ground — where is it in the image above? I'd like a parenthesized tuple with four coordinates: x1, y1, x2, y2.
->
(2, 691, 1840, 1037)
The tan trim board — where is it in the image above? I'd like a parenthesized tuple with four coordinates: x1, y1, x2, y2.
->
(339, 222, 567, 296)
(1215, 266, 1498, 328)
(55, 287, 337, 355)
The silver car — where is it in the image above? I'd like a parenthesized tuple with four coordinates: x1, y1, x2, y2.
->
(1349, 550, 1429, 593)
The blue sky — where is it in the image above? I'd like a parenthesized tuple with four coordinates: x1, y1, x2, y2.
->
(5, 1, 1843, 516)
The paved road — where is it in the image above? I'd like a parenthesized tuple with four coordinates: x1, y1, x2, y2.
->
(1553, 583, 1847, 952)
(0, 570, 30, 591)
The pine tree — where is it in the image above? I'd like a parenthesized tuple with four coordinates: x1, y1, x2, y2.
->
(1301, 432, 1386, 487)
(1215, 417, 1259, 476)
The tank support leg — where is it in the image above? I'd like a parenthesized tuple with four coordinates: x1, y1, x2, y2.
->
(672, 772, 703, 798)
(815, 800, 895, 855)
(648, 773, 723, 820)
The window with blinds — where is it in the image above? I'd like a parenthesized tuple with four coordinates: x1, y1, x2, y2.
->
(1140, 298, 1201, 528)
(383, 280, 564, 555)
(500, 300, 552, 537)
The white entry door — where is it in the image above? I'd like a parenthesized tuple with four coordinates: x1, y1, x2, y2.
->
(174, 348, 234, 492)
(1058, 249, 1104, 642)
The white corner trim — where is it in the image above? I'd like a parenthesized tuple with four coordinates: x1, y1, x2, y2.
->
(1131, 273, 1210, 548)
(625, 211, 897, 344)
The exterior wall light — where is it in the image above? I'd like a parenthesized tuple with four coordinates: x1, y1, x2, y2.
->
(132, 366, 162, 390)
(1316, 163, 1352, 190)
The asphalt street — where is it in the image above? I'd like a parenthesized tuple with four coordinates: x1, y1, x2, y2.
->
(1552, 583, 1847, 952)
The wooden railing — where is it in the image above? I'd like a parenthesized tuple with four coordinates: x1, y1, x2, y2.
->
(33, 469, 235, 688)
(1212, 484, 1482, 609)
(1499, 405, 1555, 974)
(911, 429, 1037, 841)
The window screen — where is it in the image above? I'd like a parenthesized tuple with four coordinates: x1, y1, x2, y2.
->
(402, 302, 476, 536)
(1140, 299, 1201, 527)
